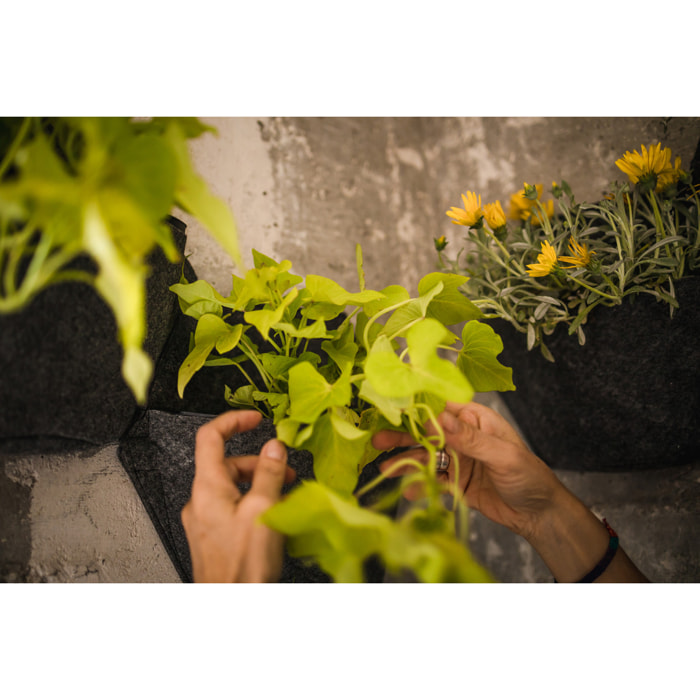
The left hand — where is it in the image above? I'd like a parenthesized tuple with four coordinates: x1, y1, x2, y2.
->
(181, 410, 296, 583)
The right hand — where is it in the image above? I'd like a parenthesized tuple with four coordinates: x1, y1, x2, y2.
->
(375, 401, 648, 582)
(373, 401, 563, 540)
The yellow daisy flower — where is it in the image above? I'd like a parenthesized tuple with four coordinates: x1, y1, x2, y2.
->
(507, 184, 553, 223)
(527, 240, 558, 277)
(446, 191, 483, 227)
(657, 156, 685, 191)
(558, 237, 594, 268)
(483, 200, 507, 230)
(615, 143, 676, 191)
(508, 186, 535, 220)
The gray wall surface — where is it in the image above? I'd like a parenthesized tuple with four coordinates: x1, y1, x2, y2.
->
(2, 117, 699, 583)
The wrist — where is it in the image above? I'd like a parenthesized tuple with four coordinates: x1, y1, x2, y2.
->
(524, 485, 610, 583)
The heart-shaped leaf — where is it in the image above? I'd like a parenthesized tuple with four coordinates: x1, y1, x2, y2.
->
(457, 321, 515, 392)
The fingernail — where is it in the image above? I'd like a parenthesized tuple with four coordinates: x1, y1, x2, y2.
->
(262, 439, 286, 461)
(441, 411, 460, 433)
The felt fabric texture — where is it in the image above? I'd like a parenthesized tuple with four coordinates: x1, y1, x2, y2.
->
(0, 217, 189, 444)
(118, 410, 393, 582)
(120, 281, 395, 582)
(492, 275, 700, 471)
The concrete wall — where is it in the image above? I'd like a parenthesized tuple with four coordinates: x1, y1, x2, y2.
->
(2, 117, 699, 583)
(180, 117, 700, 294)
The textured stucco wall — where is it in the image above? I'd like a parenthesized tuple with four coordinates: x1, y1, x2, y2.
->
(2, 116, 699, 583)
(180, 117, 700, 293)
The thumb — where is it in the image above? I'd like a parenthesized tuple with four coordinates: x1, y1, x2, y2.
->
(249, 439, 289, 500)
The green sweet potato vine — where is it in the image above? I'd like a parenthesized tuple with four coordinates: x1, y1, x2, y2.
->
(0, 117, 241, 403)
(172, 246, 515, 582)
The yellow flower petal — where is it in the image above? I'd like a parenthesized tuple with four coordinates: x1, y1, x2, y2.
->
(615, 143, 678, 191)
(526, 240, 558, 277)
(446, 191, 483, 227)
(483, 200, 506, 230)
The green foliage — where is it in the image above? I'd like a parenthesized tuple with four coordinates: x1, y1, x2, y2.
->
(0, 117, 241, 403)
(261, 480, 494, 583)
(439, 156, 700, 361)
(171, 246, 514, 582)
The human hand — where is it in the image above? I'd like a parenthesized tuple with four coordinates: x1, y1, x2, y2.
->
(375, 401, 648, 582)
(181, 410, 296, 583)
(373, 401, 563, 540)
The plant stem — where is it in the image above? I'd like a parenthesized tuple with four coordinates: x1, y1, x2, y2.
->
(0, 117, 32, 181)
(569, 275, 619, 302)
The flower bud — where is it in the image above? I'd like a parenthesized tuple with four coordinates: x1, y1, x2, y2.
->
(434, 235, 448, 252)
(523, 183, 539, 200)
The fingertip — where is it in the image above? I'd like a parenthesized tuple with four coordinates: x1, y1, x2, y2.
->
(262, 438, 286, 461)
(439, 410, 461, 434)
(372, 429, 414, 450)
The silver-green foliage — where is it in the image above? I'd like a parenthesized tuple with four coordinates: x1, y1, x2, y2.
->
(439, 178, 700, 361)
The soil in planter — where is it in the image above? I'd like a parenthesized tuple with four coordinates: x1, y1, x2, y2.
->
(492, 275, 700, 471)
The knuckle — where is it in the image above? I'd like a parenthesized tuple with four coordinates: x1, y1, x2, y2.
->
(259, 457, 284, 477)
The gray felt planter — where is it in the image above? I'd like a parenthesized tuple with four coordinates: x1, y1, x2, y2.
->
(118, 410, 394, 583)
(0, 217, 189, 444)
(491, 275, 700, 471)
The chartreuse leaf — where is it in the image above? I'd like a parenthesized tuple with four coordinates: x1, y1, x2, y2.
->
(363, 284, 410, 318)
(261, 480, 494, 582)
(417, 272, 483, 325)
(83, 200, 151, 404)
(300, 410, 371, 494)
(365, 319, 473, 403)
(358, 379, 408, 426)
(244, 287, 299, 340)
(1, 130, 79, 216)
(357, 407, 400, 470)
(355, 310, 385, 351)
(259, 351, 320, 379)
(273, 318, 331, 339)
(225, 384, 257, 410)
(305, 274, 385, 306)
(381, 281, 446, 339)
(356, 243, 366, 291)
(231, 259, 299, 311)
(170, 279, 228, 319)
(177, 314, 243, 397)
(261, 481, 392, 582)
(274, 417, 301, 446)
(165, 122, 242, 270)
(384, 510, 494, 583)
(112, 130, 178, 224)
(321, 323, 358, 375)
(287, 362, 352, 423)
(305, 302, 346, 321)
(457, 321, 516, 392)
(150, 117, 216, 140)
(252, 249, 303, 291)
(252, 391, 290, 422)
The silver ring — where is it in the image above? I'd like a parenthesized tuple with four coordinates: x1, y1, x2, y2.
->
(435, 449, 450, 473)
